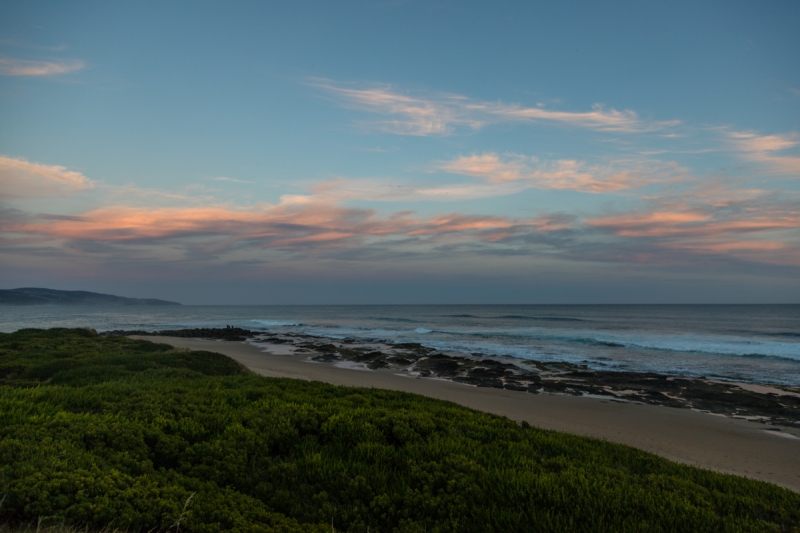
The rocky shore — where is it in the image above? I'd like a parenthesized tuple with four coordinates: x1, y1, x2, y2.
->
(109, 327, 800, 428)
(103, 325, 254, 341)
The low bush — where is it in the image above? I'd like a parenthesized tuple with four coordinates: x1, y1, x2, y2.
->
(0, 328, 798, 532)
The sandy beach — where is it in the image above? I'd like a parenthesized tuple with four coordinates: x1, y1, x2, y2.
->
(139, 335, 800, 492)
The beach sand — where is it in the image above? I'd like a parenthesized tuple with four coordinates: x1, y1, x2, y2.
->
(140, 336, 800, 492)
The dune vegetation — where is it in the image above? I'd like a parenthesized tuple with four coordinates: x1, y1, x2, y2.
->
(0, 328, 798, 532)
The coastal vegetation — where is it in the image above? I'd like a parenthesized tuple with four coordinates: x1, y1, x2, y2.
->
(1, 328, 798, 532)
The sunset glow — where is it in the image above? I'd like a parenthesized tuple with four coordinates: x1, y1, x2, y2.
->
(1, 2, 799, 303)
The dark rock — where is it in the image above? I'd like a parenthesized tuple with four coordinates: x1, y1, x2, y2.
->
(312, 354, 339, 363)
(352, 351, 385, 362)
(417, 356, 461, 376)
(314, 344, 339, 353)
(102, 326, 256, 342)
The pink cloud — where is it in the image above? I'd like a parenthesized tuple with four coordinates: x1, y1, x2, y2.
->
(6, 195, 799, 270)
(729, 131, 800, 175)
(9, 202, 566, 253)
(4, 152, 797, 271)
(0, 57, 84, 76)
(314, 81, 678, 136)
(312, 83, 480, 136)
(576, 175, 800, 266)
(406, 213, 516, 236)
(439, 154, 529, 183)
(439, 153, 669, 193)
(477, 102, 678, 132)
(0, 156, 93, 199)
(730, 132, 797, 153)
(589, 209, 800, 238)
(589, 211, 711, 237)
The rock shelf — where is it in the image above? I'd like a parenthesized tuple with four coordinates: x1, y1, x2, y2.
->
(110, 327, 800, 428)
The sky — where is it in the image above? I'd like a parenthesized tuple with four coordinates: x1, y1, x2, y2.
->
(1, 0, 799, 304)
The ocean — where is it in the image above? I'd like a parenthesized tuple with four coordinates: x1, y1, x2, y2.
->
(1, 304, 799, 386)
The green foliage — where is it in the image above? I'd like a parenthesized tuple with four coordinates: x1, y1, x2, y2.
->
(0, 328, 798, 532)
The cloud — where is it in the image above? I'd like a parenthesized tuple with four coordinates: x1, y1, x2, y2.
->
(0, 57, 84, 76)
(438, 153, 678, 193)
(439, 154, 529, 183)
(6, 199, 569, 257)
(729, 131, 800, 175)
(585, 183, 800, 266)
(313, 82, 482, 136)
(0, 156, 94, 199)
(588, 211, 712, 237)
(731, 132, 797, 153)
(478, 102, 678, 132)
(591, 211, 800, 238)
(276, 153, 680, 208)
(277, 176, 531, 204)
(4, 145, 798, 274)
(5, 180, 799, 270)
(313, 81, 678, 136)
(413, 182, 528, 200)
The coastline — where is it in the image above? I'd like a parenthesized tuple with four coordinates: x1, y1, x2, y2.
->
(137, 334, 800, 492)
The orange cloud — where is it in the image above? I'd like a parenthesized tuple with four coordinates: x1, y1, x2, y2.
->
(729, 131, 800, 175)
(587, 211, 800, 237)
(0, 57, 84, 76)
(439, 154, 529, 183)
(589, 209, 800, 238)
(731, 132, 797, 153)
(8, 201, 567, 254)
(406, 214, 516, 236)
(6, 194, 799, 269)
(0, 156, 94, 199)
(589, 211, 710, 236)
(4, 151, 797, 271)
(439, 153, 668, 193)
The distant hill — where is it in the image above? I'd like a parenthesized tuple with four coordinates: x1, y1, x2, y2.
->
(0, 288, 181, 306)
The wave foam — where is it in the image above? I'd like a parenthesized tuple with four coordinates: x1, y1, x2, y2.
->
(442, 328, 800, 362)
(251, 319, 303, 327)
(497, 315, 586, 322)
(302, 323, 800, 363)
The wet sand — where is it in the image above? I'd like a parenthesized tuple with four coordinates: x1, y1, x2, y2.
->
(139, 336, 800, 492)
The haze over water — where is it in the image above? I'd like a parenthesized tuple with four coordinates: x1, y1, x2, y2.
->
(3, 305, 798, 386)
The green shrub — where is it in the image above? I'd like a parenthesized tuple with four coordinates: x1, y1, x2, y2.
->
(0, 328, 798, 532)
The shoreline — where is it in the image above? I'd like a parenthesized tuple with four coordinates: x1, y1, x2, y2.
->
(117, 327, 800, 427)
(136, 334, 800, 492)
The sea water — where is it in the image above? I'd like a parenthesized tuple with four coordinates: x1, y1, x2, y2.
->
(1, 304, 799, 386)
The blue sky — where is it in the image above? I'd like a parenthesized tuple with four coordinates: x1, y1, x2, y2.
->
(1, 1, 799, 303)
